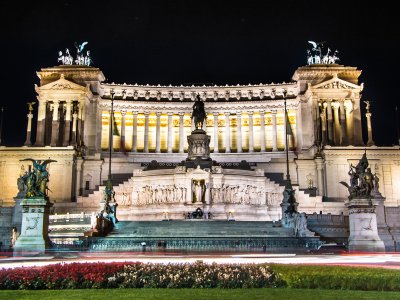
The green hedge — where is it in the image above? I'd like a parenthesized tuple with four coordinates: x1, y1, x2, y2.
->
(270, 264, 400, 291)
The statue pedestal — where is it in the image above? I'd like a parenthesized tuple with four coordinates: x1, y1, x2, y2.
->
(346, 198, 385, 252)
(13, 197, 52, 256)
(187, 129, 211, 161)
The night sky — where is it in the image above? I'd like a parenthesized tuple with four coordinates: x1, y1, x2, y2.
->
(0, 0, 399, 146)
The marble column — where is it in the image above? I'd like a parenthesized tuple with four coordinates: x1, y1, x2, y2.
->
(155, 112, 161, 153)
(167, 112, 173, 153)
(236, 112, 242, 153)
(224, 112, 231, 153)
(271, 110, 278, 151)
(131, 112, 138, 152)
(248, 111, 254, 152)
(366, 112, 375, 146)
(35, 100, 47, 146)
(71, 110, 78, 146)
(144, 112, 149, 153)
(120, 110, 126, 151)
(213, 112, 219, 153)
(332, 101, 341, 145)
(315, 157, 325, 197)
(63, 100, 72, 146)
(339, 100, 346, 145)
(352, 96, 364, 146)
(260, 111, 266, 152)
(320, 103, 327, 145)
(179, 112, 185, 153)
(24, 110, 34, 146)
(50, 101, 60, 147)
(344, 100, 354, 145)
(326, 101, 333, 145)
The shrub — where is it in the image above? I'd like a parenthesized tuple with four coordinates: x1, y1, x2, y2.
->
(0, 262, 281, 290)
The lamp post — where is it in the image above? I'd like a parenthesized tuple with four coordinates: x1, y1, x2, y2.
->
(108, 89, 115, 184)
(281, 90, 298, 226)
(97, 88, 117, 234)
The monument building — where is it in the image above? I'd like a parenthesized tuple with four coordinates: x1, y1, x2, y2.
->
(0, 43, 400, 251)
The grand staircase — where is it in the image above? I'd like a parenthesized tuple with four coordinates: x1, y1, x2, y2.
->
(86, 220, 323, 253)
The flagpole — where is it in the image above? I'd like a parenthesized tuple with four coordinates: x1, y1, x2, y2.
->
(0, 106, 3, 145)
(284, 94, 290, 184)
(396, 105, 400, 146)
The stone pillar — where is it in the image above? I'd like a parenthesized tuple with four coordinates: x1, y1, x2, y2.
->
(50, 101, 60, 147)
(167, 112, 173, 153)
(236, 112, 242, 153)
(346, 198, 385, 252)
(260, 111, 266, 152)
(344, 100, 354, 145)
(13, 197, 52, 256)
(62, 100, 72, 146)
(24, 111, 34, 146)
(315, 157, 325, 197)
(332, 101, 340, 146)
(339, 100, 346, 145)
(35, 100, 47, 146)
(248, 111, 254, 152)
(179, 112, 185, 153)
(320, 103, 327, 145)
(271, 110, 278, 151)
(326, 101, 333, 145)
(366, 112, 375, 146)
(224, 112, 231, 153)
(155, 112, 161, 153)
(71, 109, 78, 146)
(213, 112, 219, 153)
(120, 110, 126, 151)
(132, 111, 138, 152)
(352, 95, 364, 146)
(144, 112, 149, 153)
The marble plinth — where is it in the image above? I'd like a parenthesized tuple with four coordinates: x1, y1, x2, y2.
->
(346, 198, 385, 252)
(13, 197, 52, 256)
(187, 130, 211, 161)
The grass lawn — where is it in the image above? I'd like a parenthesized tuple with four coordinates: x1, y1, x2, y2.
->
(1, 288, 399, 300)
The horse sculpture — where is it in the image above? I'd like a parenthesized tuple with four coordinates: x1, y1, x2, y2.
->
(191, 94, 206, 130)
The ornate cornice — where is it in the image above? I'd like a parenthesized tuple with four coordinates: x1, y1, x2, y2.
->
(98, 98, 300, 112)
(99, 82, 300, 102)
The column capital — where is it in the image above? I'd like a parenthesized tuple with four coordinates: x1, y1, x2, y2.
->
(167, 112, 173, 117)
(271, 109, 277, 115)
(120, 110, 127, 116)
(236, 111, 242, 117)
(144, 111, 150, 116)
(213, 112, 219, 117)
(132, 111, 138, 116)
(179, 112, 185, 117)
(156, 111, 162, 117)
(259, 110, 265, 115)
(344, 100, 353, 112)
(331, 101, 340, 110)
(248, 111, 254, 116)
(224, 111, 230, 116)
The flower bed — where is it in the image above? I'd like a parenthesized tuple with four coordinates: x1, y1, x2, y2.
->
(0, 262, 281, 289)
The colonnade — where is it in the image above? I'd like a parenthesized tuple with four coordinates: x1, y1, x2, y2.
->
(101, 109, 297, 153)
(319, 99, 353, 146)
(34, 100, 82, 147)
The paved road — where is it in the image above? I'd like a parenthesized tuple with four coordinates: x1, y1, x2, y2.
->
(2, 252, 400, 269)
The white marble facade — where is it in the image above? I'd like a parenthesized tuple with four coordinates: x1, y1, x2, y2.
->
(0, 64, 399, 221)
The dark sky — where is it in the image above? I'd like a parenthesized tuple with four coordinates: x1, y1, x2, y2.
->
(0, 0, 399, 146)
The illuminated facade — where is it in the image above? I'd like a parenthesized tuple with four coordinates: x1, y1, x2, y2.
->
(0, 63, 399, 223)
